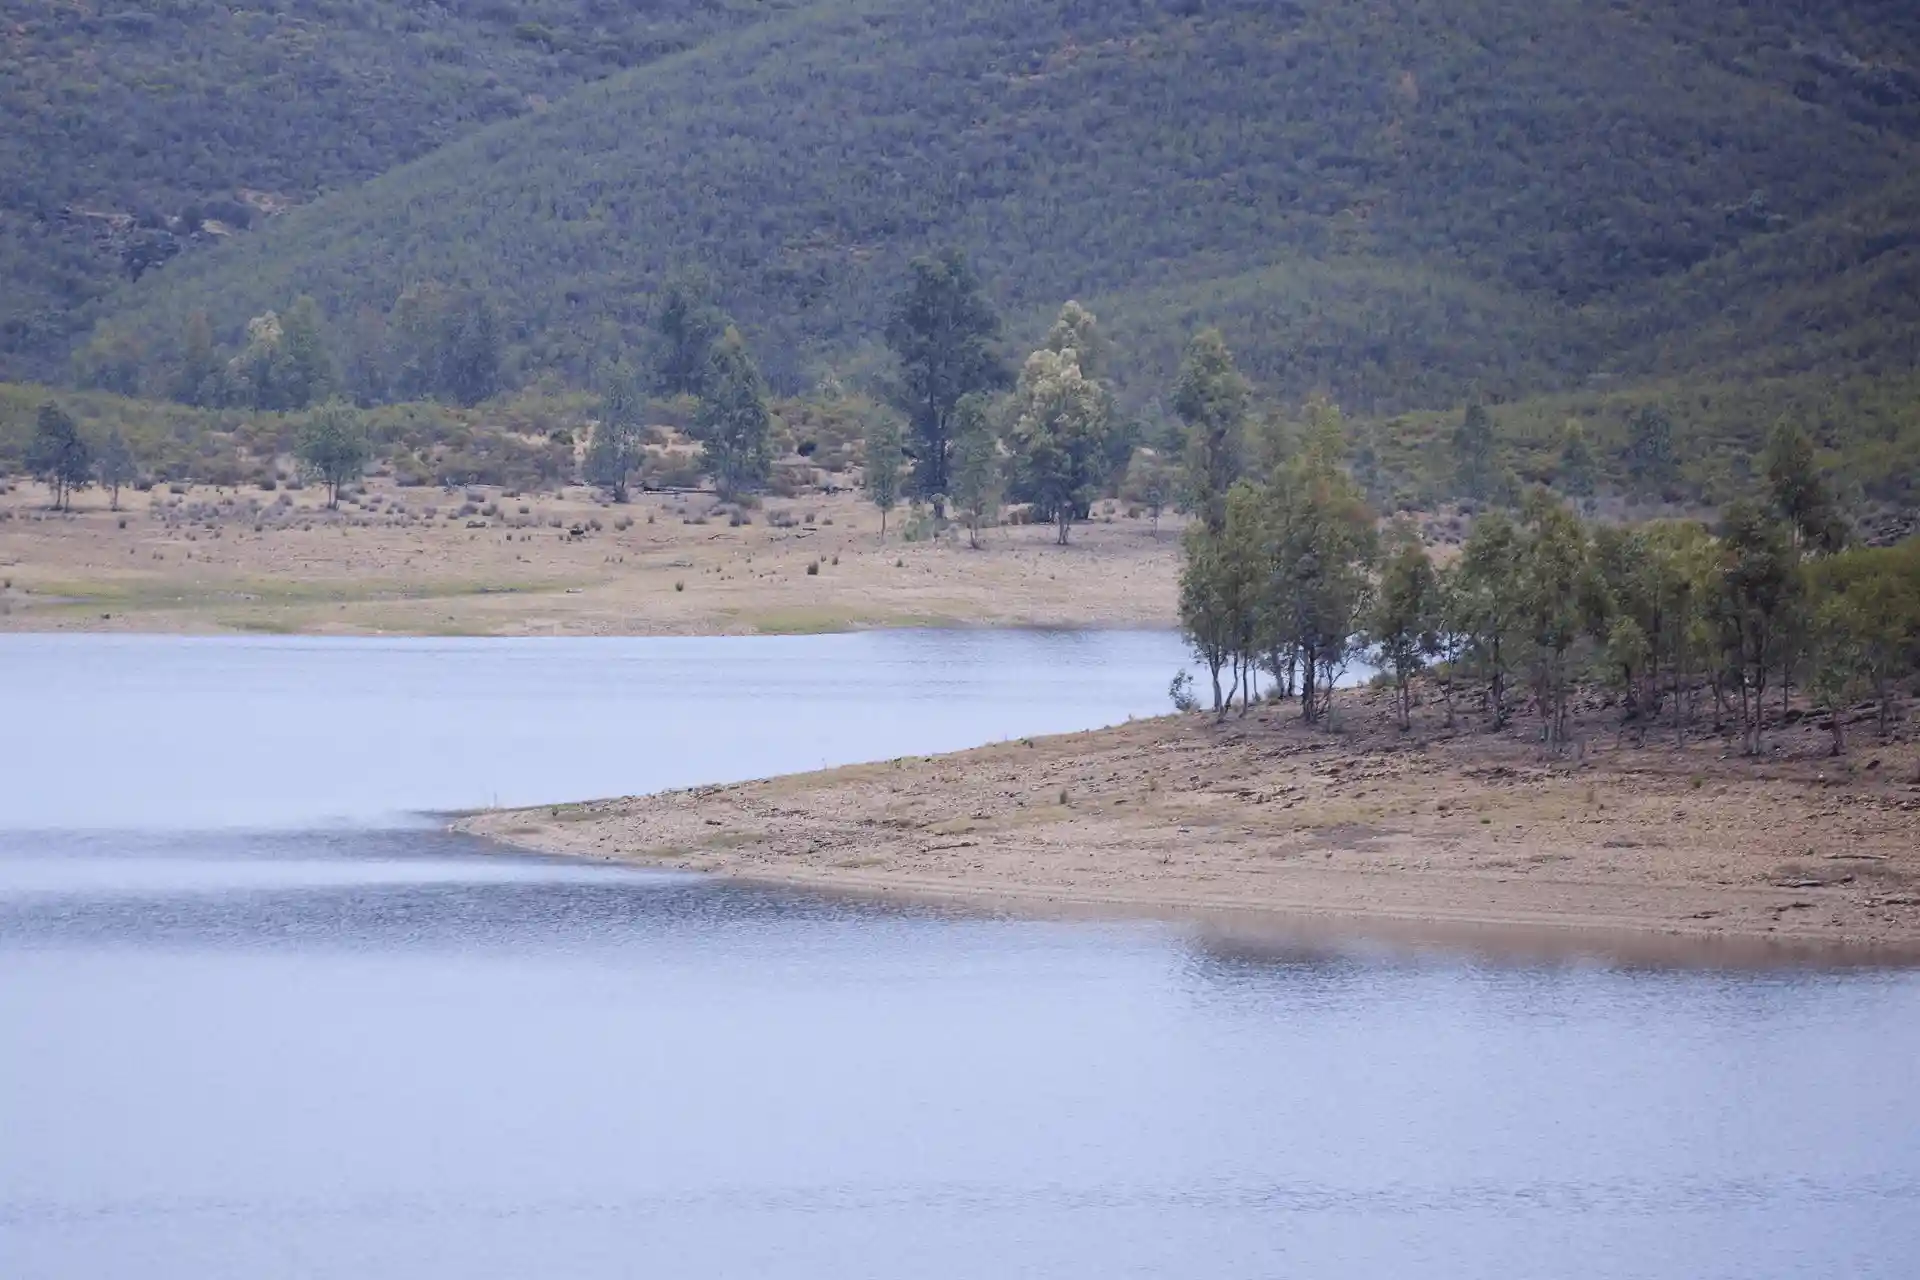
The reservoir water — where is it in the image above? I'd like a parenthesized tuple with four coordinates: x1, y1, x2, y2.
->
(2, 633, 1917, 1278)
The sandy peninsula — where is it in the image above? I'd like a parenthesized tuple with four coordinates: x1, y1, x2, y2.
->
(459, 686, 1920, 960)
(0, 481, 1179, 636)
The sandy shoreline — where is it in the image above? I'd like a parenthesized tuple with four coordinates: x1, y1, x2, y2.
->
(457, 689, 1920, 963)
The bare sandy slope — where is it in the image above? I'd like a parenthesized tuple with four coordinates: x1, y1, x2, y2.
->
(460, 688, 1920, 961)
(0, 482, 1178, 635)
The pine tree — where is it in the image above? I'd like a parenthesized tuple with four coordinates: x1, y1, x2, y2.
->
(653, 271, 727, 397)
(1624, 404, 1677, 497)
(884, 249, 1007, 504)
(1451, 402, 1497, 502)
(1557, 419, 1597, 510)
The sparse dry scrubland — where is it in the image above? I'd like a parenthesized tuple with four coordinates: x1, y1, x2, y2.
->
(462, 682, 1920, 959)
(0, 481, 1179, 636)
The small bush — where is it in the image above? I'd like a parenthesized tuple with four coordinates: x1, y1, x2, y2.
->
(674, 580, 685, 592)
(806, 559, 820, 575)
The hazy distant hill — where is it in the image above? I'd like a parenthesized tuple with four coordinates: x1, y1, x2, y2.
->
(0, 0, 783, 376)
(58, 0, 1920, 409)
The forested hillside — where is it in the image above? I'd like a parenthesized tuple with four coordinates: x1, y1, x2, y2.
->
(0, 0, 785, 376)
(69, 0, 1920, 412)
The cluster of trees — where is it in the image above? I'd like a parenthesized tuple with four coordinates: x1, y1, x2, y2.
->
(855, 253, 1151, 545)
(22, 402, 134, 510)
(584, 275, 773, 503)
(21, 391, 369, 511)
(1180, 352, 1920, 756)
(574, 253, 1143, 529)
(134, 285, 503, 414)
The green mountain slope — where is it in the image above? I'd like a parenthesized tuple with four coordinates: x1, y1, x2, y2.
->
(0, 0, 787, 375)
(81, 0, 1920, 409)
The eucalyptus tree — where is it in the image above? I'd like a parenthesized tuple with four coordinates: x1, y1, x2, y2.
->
(694, 327, 773, 500)
(1173, 328, 1250, 532)
(1007, 345, 1110, 545)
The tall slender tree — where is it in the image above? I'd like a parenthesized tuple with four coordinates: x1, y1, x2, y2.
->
(1715, 499, 1799, 756)
(1370, 523, 1442, 729)
(96, 427, 136, 511)
(278, 294, 336, 411)
(1762, 419, 1847, 552)
(949, 393, 1002, 550)
(1451, 401, 1497, 502)
(694, 327, 772, 500)
(1173, 329, 1250, 532)
(863, 410, 905, 538)
(1557, 419, 1597, 511)
(1624, 404, 1677, 497)
(653, 271, 727, 397)
(586, 360, 646, 502)
(884, 250, 1007, 505)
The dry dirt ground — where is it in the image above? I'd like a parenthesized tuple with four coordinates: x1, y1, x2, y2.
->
(461, 684, 1920, 961)
(0, 481, 1179, 635)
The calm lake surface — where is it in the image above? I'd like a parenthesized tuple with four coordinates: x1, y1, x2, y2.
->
(3, 633, 1917, 1278)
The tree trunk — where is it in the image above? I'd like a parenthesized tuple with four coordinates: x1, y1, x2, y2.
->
(1056, 508, 1070, 546)
(1488, 638, 1505, 727)
(1674, 634, 1687, 749)
(1209, 656, 1225, 718)
(1828, 705, 1847, 756)
(880, 508, 888, 539)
